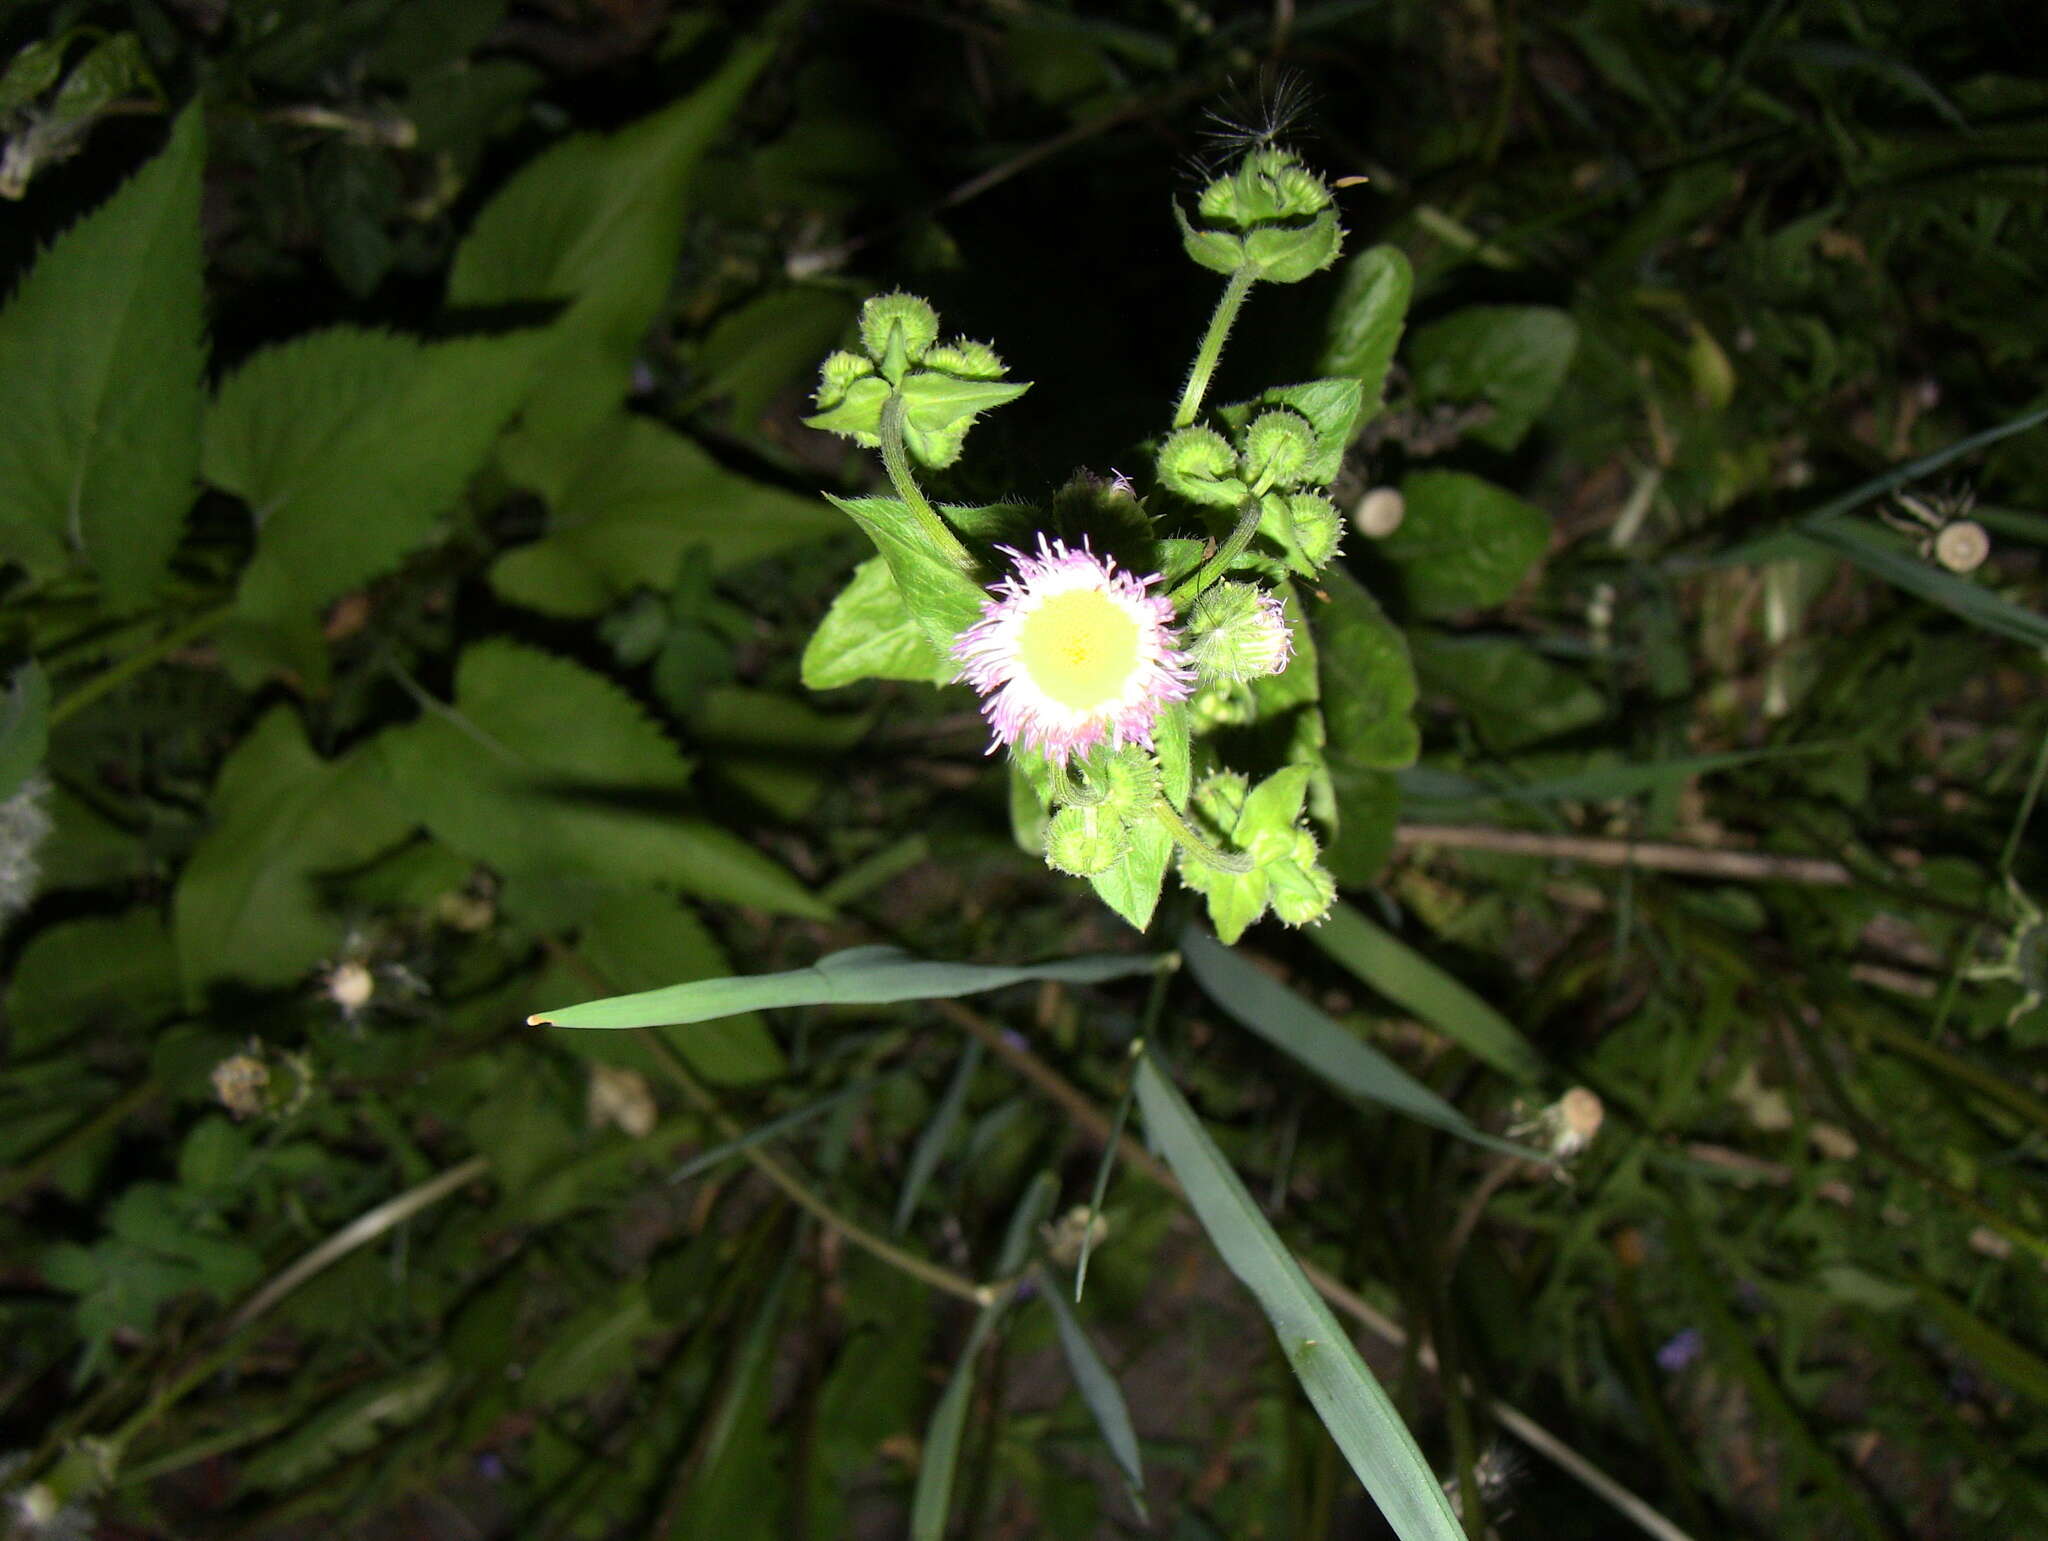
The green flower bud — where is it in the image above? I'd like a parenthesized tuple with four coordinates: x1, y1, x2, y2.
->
(1187, 581, 1294, 683)
(1158, 425, 1245, 508)
(858, 291, 940, 371)
(1266, 828, 1337, 926)
(1177, 148, 1344, 284)
(1240, 409, 1315, 492)
(815, 349, 875, 410)
(1188, 770, 1250, 840)
(1284, 491, 1343, 570)
(1046, 802, 1129, 875)
(924, 338, 1007, 379)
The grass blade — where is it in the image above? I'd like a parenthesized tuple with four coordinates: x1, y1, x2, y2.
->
(1040, 1268, 1148, 1519)
(1181, 926, 1543, 1154)
(1132, 1048, 1463, 1541)
(1307, 902, 1551, 1085)
(532, 945, 1163, 1028)
(908, 1301, 1004, 1541)
(895, 1042, 983, 1233)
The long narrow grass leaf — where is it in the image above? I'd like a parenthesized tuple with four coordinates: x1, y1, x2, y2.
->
(1041, 1269, 1148, 1519)
(669, 1079, 880, 1184)
(1133, 1049, 1463, 1541)
(1182, 926, 1543, 1153)
(908, 1301, 1005, 1541)
(1797, 519, 2048, 649)
(533, 945, 1164, 1028)
(1307, 903, 1552, 1085)
(1075, 1067, 1137, 1302)
(895, 1042, 983, 1232)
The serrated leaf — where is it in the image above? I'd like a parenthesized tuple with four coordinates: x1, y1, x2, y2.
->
(1088, 815, 1173, 933)
(1313, 567, 1419, 767)
(375, 640, 827, 918)
(0, 106, 203, 607)
(491, 414, 840, 618)
(802, 555, 957, 690)
(1407, 305, 1577, 452)
(207, 325, 547, 673)
(1317, 244, 1412, 415)
(825, 493, 988, 652)
(6, 910, 179, 1057)
(173, 708, 412, 997)
(1380, 471, 1549, 617)
(1132, 1048, 1465, 1541)
(448, 38, 776, 496)
(534, 943, 1159, 1028)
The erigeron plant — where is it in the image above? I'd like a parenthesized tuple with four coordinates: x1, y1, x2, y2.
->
(801, 143, 1368, 941)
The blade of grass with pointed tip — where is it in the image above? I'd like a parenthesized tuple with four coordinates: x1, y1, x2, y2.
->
(1306, 903, 1552, 1086)
(1133, 1048, 1464, 1541)
(532, 946, 1163, 1028)
(1796, 517, 2048, 649)
(1180, 926, 1544, 1154)
(895, 1042, 982, 1233)
(1040, 1267, 1148, 1520)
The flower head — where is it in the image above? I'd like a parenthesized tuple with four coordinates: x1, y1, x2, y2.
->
(952, 536, 1192, 764)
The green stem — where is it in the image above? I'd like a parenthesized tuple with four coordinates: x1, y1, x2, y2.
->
(49, 600, 236, 726)
(1172, 265, 1257, 429)
(1169, 496, 1265, 608)
(879, 394, 974, 571)
(1152, 797, 1256, 874)
(1049, 755, 1110, 809)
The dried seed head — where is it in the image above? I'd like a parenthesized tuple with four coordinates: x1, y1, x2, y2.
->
(1934, 519, 1989, 574)
(1353, 485, 1405, 538)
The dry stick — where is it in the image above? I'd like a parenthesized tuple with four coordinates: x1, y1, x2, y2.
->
(1395, 823, 1853, 886)
(932, 999, 1701, 1541)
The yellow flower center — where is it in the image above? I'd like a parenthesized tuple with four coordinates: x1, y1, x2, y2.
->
(1017, 589, 1140, 711)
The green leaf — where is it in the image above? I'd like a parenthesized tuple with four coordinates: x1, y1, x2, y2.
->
(1041, 1276, 1148, 1519)
(1317, 244, 1413, 415)
(533, 943, 1161, 1028)
(0, 106, 204, 608)
(1087, 815, 1174, 933)
(206, 325, 547, 673)
(1132, 1049, 1465, 1541)
(802, 555, 957, 691)
(825, 493, 988, 653)
(696, 684, 876, 820)
(490, 414, 841, 618)
(1408, 634, 1602, 752)
(1218, 379, 1364, 488)
(1324, 766, 1400, 887)
(1380, 471, 1549, 616)
(448, 37, 777, 496)
(6, 910, 180, 1057)
(1154, 700, 1193, 810)
(1179, 927, 1537, 1154)
(519, 1282, 655, 1406)
(1407, 304, 1578, 452)
(172, 708, 412, 997)
(567, 888, 787, 1085)
(692, 284, 863, 430)
(241, 1359, 452, 1492)
(1311, 567, 1419, 768)
(376, 640, 827, 918)
(0, 660, 49, 799)
(910, 1298, 1008, 1541)
(897, 370, 1033, 468)
(1308, 902, 1551, 1085)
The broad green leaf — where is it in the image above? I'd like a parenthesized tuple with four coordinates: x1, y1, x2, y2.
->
(173, 708, 411, 997)
(241, 1359, 451, 1491)
(895, 1041, 983, 1232)
(1408, 633, 1602, 752)
(449, 36, 777, 495)
(1041, 1275, 1147, 1516)
(1317, 244, 1413, 415)
(1309, 902, 1551, 1085)
(0, 106, 203, 607)
(376, 640, 826, 918)
(826, 493, 988, 652)
(1325, 766, 1400, 887)
(6, 910, 180, 1057)
(533, 943, 1161, 1028)
(207, 325, 547, 674)
(692, 284, 863, 430)
(1379, 471, 1549, 616)
(1407, 304, 1577, 452)
(1087, 815, 1174, 933)
(518, 1282, 655, 1406)
(802, 556, 956, 691)
(566, 888, 787, 1085)
(696, 684, 876, 820)
(1179, 927, 1537, 1154)
(1312, 567, 1419, 768)
(490, 414, 841, 618)
(1132, 1049, 1464, 1541)
(0, 660, 49, 799)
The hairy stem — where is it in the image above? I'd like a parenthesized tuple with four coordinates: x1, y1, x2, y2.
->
(1153, 797, 1256, 873)
(1173, 266, 1258, 429)
(880, 394, 975, 571)
(1169, 495, 1266, 608)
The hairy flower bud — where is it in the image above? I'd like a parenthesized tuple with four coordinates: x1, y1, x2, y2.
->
(1187, 582, 1294, 683)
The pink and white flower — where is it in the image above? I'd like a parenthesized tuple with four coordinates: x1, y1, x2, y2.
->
(952, 536, 1193, 764)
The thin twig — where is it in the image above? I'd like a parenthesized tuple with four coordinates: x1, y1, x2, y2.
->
(1395, 823, 1853, 885)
